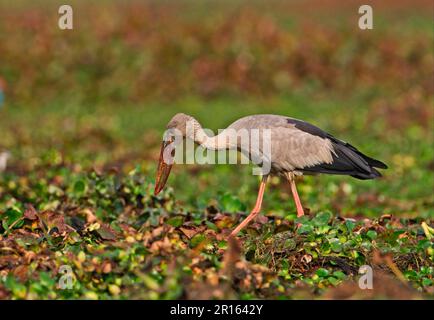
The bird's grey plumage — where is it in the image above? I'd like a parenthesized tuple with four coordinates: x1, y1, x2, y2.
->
(159, 113, 387, 236)
(227, 114, 387, 179)
(166, 113, 387, 179)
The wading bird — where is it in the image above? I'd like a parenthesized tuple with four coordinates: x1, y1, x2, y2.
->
(154, 113, 387, 238)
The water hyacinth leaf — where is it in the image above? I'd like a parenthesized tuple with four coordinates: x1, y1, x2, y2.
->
(316, 268, 329, 277)
(329, 238, 343, 252)
(220, 193, 246, 213)
(417, 239, 431, 250)
(39, 272, 56, 287)
(3, 208, 23, 230)
(167, 216, 184, 227)
(5, 276, 27, 299)
(297, 224, 314, 234)
(313, 211, 332, 226)
(74, 180, 87, 194)
(190, 234, 206, 248)
(333, 271, 346, 280)
(328, 277, 339, 286)
(366, 230, 378, 240)
(345, 220, 356, 232)
(422, 278, 432, 287)
(205, 221, 218, 231)
(404, 270, 418, 280)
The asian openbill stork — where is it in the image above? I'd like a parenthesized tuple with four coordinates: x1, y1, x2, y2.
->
(154, 113, 387, 238)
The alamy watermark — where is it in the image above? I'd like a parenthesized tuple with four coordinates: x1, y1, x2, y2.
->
(58, 5, 73, 30)
(58, 4, 373, 31)
(359, 5, 373, 30)
(58, 265, 75, 290)
(358, 265, 373, 290)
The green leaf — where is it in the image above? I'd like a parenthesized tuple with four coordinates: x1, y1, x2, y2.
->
(167, 216, 184, 227)
(417, 239, 431, 250)
(366, 230, 377, 240)
(333, 271, 346, 280)
(220, 193, 246, 213)
(74, 180, 87, 194)
(329, 238, 343, 252)
(313, 211, 332, 226)
(422, 278, 433, 287)
(5, 276, 27, 299)
(328, 277, 339, 286)
(297, 224, 314, 234)
(205, 221, 218, 231)
(316, 268, 329, 277)
(345, 220, 356, 232)
(39, 272, 56, 287)
(190, 234, 206, 248)
(3, 209, 23, 230)
(404, 270, 418, 280)
(142, 275, 160, 291)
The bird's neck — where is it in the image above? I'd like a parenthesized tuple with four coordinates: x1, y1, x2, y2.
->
(186, 117, 233, 150)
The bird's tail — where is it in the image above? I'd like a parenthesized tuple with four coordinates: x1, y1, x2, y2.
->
(301, 142, 387, 180)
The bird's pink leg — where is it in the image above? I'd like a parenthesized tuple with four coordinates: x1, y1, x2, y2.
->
(290, 178, 304, 217)
(229, 177, 267, 238)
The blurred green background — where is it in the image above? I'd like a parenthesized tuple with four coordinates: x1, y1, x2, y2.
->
(0, 0, 432, 218)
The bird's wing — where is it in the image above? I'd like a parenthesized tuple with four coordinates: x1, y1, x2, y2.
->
(227, 114, 335, 171)
(227, 114, 292, 131)
(269, 126, 336, 172)
(226, 114, 387, 178)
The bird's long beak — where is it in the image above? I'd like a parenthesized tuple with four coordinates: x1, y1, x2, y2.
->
(154, 137, 175, 195)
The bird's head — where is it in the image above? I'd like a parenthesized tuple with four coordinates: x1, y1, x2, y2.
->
(154, 113, 195, 195)
(166, 113, 195, 136)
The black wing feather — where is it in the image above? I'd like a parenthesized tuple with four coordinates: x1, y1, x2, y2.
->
(286, 117, 387, 179)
